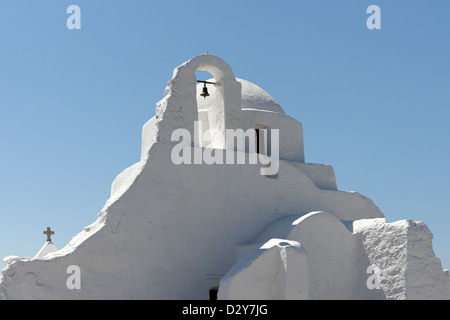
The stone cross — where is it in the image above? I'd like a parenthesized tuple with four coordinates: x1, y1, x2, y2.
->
(43, 227, 54, 242)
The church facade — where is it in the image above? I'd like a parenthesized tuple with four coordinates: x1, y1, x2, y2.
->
(1, 54, 449, 299)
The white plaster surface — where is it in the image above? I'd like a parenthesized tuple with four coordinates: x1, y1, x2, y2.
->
(354, 218, 450, 299)
(218, 239, 309, 300)
(221, 214, 450, 299)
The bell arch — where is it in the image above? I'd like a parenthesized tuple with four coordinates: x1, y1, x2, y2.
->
(156, 54, 242, 147)
(195, 70, 218, 148)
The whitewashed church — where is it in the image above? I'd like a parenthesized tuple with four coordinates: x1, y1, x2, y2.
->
(1, 54, 449, 299)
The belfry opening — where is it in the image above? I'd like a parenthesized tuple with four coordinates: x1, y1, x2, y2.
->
(195, 69, 225, 149)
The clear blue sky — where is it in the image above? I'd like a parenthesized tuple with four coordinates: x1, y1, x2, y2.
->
(1, 1, 449, 271)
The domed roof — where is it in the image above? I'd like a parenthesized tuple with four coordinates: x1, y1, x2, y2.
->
(197, 78, 285, 114)
(239, 79, 285, 114)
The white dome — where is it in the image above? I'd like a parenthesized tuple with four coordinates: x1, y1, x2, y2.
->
(197, 78, 285, 114)
(239, 79, 285, 114)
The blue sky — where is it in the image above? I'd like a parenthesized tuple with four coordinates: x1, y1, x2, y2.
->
(1, 1, 449, 272)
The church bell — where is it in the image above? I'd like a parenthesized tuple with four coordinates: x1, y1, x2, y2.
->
(200, 83, 210, 98)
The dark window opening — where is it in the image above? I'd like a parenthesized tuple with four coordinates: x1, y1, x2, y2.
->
(255, 129, 261, 154)
(255, 126, 270, 155)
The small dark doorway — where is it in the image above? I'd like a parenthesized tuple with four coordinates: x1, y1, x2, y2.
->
(209, 286, 219, 300)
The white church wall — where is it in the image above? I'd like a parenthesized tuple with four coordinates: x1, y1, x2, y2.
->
(0, 140, 385, 299)
(232, 211, 381, 299)
(240, 109, 304, 162)
(287, 162, 337, 190)
(218, 239, 309, 300)
(140, 116, 158, 161)
(354, 218, 450, 299)
(223, 213, 450, 299)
